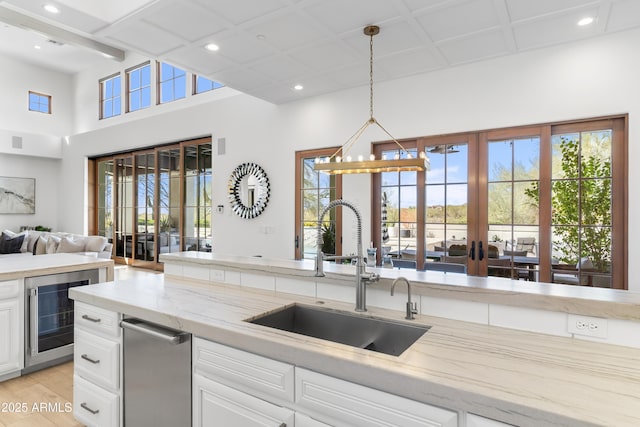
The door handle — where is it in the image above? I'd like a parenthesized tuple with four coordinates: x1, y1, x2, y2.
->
(80, 402, 100, 415)
(121, 318, 190, 345)
(479, 240, 485, 261)
(468, 241, 475, 261)
(28, 288, 38, 357)
(295, 235, 299, 249)
(81, 354, 100, 365)
(81, 314, 102, 323)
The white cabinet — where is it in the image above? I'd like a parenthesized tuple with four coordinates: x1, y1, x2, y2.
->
(193, 338, 296, 427)
(296, 368, 458, 427)
(0, 279, 22, 378)
(193, 373, 295, 427)
(74, 374, 120, 427)
(295, 413, 332, 427)
(193, 338, 459, 427)
(467, 413, 514, 427)
(73, 302, 121, 427)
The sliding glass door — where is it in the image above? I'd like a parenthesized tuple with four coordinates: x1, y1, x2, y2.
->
(93, 137, 212, 269)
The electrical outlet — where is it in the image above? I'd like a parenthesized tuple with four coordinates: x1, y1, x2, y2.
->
(567, 314, 608, 339)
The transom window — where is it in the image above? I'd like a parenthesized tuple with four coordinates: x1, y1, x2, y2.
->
(158, 62, 186, 104)
(193, 75, 224, 95)
(126, 62, 151, 112)
(28, 91, 51, 114)
(100, 74, 121, 119)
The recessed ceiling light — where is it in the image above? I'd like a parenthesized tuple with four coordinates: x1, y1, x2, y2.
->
(294, 84, 303, 91)
(577, 17, 594, 26)
(205, 43, 219, 52)
(43, 4, 60, 14)
(34, 45, 41, 49)
(256, 34, 266, 41)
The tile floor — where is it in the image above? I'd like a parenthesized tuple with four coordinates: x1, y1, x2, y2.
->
(0, 266, 161, 427)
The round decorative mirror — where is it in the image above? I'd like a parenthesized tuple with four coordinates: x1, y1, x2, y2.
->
(228, 163, 270, 219)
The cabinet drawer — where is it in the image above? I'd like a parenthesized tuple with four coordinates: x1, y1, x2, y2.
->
(0, 279, 20, 300)
(75, 302, 120, 338)
(74, 328, 119, 391)
(296, 368, 458, 427)
(73, 375, 119, 427)
(193, 374, 295, 427)
(193, 337, 295, 403)
(467, 414, 514, 427)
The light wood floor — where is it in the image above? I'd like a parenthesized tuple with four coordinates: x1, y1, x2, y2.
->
(0, 266, 160, 427)
(0, 362, 81, 427)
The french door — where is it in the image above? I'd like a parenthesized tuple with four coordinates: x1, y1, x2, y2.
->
(294, 148, 342, 260)
(373, 116, 626, 289)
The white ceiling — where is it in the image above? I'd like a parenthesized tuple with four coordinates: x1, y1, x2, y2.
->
(1, 0, 640, 104)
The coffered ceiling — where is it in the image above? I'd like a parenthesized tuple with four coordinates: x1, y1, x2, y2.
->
(1, 0, 640, 104)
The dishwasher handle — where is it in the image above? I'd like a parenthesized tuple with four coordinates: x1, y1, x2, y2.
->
(120, 318, 190, 345)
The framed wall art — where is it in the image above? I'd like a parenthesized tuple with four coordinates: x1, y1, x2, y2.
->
(0, 177, 35, 214)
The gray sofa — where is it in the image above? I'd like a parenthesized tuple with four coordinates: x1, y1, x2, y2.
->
(1, 229, 112, 259)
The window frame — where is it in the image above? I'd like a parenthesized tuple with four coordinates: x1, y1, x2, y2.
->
(157, 61, 187, 104)
(99, 72, 121, 120)
(28, 91, 51, 114)
(125, 61, 151, 113)
(192, 75, 224, 95)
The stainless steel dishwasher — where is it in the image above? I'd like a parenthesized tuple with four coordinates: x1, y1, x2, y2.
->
(121, 317, 191, 427)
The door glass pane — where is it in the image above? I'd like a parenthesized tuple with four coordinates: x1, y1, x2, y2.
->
(97, 160, 114, 253)
(135, 153, 154, 261)
(487, 137, 540, 280)
(302, 157, 337, 259)
(551, 130, 612, 287)
(115, 157, 133, 258)
(183, 144, 212, 252)
(157, 148, 181, 260)
(382, 148, 417, 268)
(425, 144, 468, 272)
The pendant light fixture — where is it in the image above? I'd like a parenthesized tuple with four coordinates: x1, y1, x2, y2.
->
(314, 25, 429, 175)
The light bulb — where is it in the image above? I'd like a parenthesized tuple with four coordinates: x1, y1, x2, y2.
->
(346, 156, 352, 162)
(335, 156, 341, 163)
(357, 155, 364, 162)
(314, 157, 320, 164)
(369, 154, 375, 161)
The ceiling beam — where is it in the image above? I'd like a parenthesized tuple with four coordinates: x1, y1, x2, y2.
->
(0, 5, 125, 61)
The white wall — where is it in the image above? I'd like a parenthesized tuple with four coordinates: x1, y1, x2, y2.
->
(61, 28, 640, 289)
(0, 153, 61, 232)
(0, 55, 71, 231)
(0, 54, 73, 137)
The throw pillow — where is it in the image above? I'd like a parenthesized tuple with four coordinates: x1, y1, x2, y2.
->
(26, 231, 43, 253)
(46, 235, 61, 254)
(85, 236, 107, 252)
(35, 235, 48, 255)
(0, 232, 25, 254)
(2, 229, 29, 252)
(57, 237, 85, 253)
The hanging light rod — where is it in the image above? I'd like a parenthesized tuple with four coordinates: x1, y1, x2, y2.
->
(314, 25, 429, 175)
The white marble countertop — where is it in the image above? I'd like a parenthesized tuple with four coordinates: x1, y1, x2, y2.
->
(0, 253, 114, 281)
(70, 275, 640, 427)
(160, 251, 640, 321)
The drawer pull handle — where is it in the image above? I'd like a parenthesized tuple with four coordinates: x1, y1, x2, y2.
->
(82, 314, 102, 323)
(80, 402, 100, 415)
(81, 354, 100, 364)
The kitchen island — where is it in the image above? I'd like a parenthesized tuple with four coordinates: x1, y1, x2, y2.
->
(70, 271, 640, 426)
(0, 253, 114, 380)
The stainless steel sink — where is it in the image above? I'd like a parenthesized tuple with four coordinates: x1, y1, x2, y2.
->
(246, 303, 430, 356)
